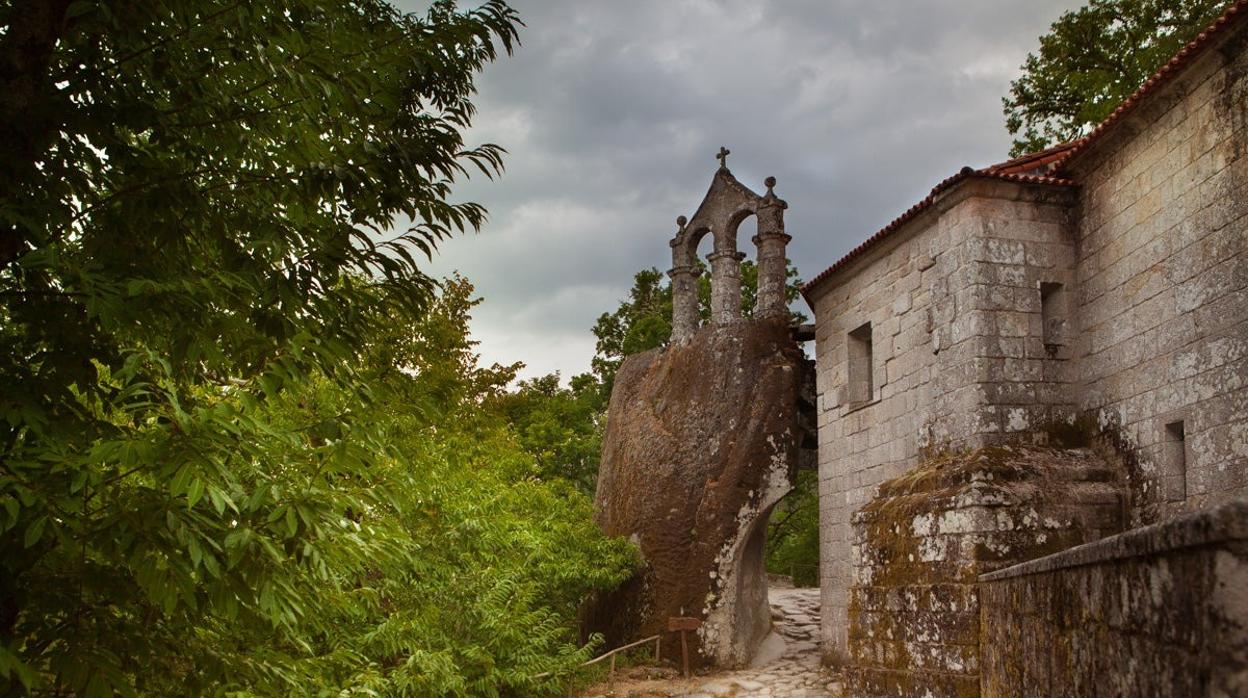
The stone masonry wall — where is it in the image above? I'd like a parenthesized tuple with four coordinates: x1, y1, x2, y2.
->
(979, 499, 1248, 696)
(845, 446, 1123, 697)
(810, 181, 1079, 658)
(1066, 29, 1248, 524)
(811, 9, 1248, 668)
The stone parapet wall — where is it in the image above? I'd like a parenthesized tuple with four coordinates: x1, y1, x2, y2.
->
(979, 498, 1248, 696)
(844, 446, 1123, 697)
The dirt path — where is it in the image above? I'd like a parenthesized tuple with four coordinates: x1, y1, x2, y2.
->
(581, 580, 843, 697)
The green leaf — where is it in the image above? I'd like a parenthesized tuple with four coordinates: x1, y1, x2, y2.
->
(0, 644, 39, 690)
(189, 538, 202, 569)
(170, 464, 193, 498)
(207, 486, 227, 515)
(1, 496, 18, 528)
(186, 478, 205, 508)
(24, 516, 46, 548)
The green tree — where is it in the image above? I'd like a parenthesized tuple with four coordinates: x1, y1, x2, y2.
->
(1004, 0, 1227, 156)
(171, 275, 636, 695)
(491, 373, 606, 493)
(764, 470, 821, 587)
(0, 1, 654, 693)
(290, 275, 636, 696)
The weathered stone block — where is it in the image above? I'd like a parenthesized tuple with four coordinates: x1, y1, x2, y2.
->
(844, 446, 1125, 697)
(979, 500, 1248, 697)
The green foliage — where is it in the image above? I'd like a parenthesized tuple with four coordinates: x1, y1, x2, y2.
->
(1, 1, 638, 694)
(280, 277, 638, 696)
(765, 470, 821, 588)
(1004, 0, 1228, 156)
(2, 0, 521, 394)
(3, 269, 637, 695)
(491, 373, 606, 493)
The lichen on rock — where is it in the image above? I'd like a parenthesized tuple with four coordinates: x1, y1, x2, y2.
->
(584, 318, 812, 668)
(845, 445, 1125, 697)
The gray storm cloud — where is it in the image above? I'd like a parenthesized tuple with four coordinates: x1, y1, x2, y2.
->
(395, 0, 1082, 380)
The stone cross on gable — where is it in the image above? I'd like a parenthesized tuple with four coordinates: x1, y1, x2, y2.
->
(716, 146, 730, 170)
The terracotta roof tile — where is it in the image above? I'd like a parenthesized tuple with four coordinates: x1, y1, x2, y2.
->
(1053, 0, 1248, 169)
(986, 140, 1082, 175)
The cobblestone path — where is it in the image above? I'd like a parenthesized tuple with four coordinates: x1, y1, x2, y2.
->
(582, 580, 843, 697)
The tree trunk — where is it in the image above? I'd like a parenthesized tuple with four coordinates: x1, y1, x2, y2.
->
(0, 0, 72, 270)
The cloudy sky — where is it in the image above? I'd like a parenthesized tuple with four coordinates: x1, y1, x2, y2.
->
(399, 0, 1082, 381)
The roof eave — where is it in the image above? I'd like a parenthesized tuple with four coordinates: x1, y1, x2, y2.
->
(801, 171, 1077, 303)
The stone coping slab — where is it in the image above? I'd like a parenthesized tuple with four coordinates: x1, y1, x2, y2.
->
(979, 498, 1248, 582)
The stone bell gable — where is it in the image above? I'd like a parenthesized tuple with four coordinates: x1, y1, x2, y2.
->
(668, 148, 792, 341)
(587, 153, 815, 669)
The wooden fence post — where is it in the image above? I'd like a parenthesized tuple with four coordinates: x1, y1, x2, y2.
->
(666, 616, 703, 679)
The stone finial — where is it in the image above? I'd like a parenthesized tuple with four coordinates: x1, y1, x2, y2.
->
(716, 146, 731, 170)
(677, 215, 688, 230)
(761, 176, 788, 209)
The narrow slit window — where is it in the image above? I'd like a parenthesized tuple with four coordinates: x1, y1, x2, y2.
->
(1164, 420, 1187, 501)
(848, 322, 874, 405)
(1040, 282, 1066, 350)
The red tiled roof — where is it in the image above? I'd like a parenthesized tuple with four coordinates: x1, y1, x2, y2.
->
(1053, 0, 1248, 170)
(801, 0, 1248, 300)
(985, 140, 1082, 175)
(800, 169, 1077, 297)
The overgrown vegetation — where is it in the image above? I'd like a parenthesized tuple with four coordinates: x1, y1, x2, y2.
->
(1004, 0, 1228, 156)
(0, 1, 638, 694)
(764, 470, 821, 588)
(492, 373, 606, 494)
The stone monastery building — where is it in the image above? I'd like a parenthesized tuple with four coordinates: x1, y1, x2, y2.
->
(797, 2, 1248, 694)
(593, 3, 1247, 696)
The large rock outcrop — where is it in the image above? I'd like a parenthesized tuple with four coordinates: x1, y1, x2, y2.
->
(586, 318, 812, 667)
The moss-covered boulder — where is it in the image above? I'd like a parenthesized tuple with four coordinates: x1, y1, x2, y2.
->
(846, 446, 1125, 697)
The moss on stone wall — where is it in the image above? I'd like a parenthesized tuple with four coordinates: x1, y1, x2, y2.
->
(845, 445, 1125, 698)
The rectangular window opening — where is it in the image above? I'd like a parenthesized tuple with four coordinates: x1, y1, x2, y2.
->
(1040, 282, 1066, 353)
(848, 322, 874, 405)
(1164, 420, 1187, 501)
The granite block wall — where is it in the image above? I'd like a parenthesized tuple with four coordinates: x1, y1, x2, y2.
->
(810, 14, 1248, 664)
(844, 446, 1123, 697)
(1066, 31, 1248, 525)
(979, 499, 1248, 697)
(810, 181, 1079, 658)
